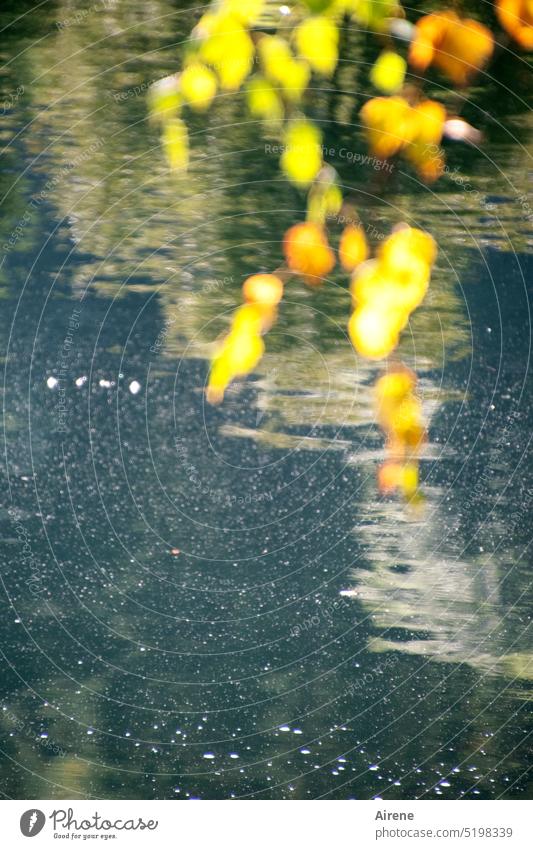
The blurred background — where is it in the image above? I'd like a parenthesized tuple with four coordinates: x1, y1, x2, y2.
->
(0, 0, 531, 799)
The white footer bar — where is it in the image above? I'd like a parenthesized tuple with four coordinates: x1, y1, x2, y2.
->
(2, 799, 529, 848)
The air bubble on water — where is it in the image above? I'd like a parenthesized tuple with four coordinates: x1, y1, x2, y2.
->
(129, 380, 141, 395)
(203, 752, 215, 759)
(279, 725, 290, 732)
(229, 753, 239, 759)
(75, 376, 87, 387)
(46, 377, 58, 389)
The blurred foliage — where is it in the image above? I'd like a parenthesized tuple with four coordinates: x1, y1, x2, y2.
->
(142, 0, 533, 499)
(0, 0, 531, 434)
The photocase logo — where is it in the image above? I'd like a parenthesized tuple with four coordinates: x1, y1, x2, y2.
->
(20, 809, 46, 837)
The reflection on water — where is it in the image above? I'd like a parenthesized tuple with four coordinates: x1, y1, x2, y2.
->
(0, 0, 531, 799)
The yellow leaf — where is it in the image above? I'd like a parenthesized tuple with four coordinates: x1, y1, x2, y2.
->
(497, 0, 533, 50)
(222, 0, 265, 25)
(280, 58, 311, 102)
(379, 226, 437, 268)
(350, 259, 382, 305)
(242, 274, 284, 308)
(258, 35, 311, 102)
(231, 303, 265, 335)
(207, 316, 265, 404)
(348, 306, 401, 359)
(246, 77, 284, 121)
(307, 183, 343, 225)
(370, 50, 406, 94)
(148, 75, 181, 123)
(200, 14, 254, 90)
(375, 370, 415, 412)
(339, 224, 369, 271)
(324, 184, 343, 216)
(401, 462, 419, 498)
(225, 329, 264, 376)
(283, 222, 336, 283)
(295, 16, 339, 76)
(281, 120, 323, 187)
(180, 62, 217, 111)
(409, 11, 494, 86)
(360, 96, 415, 159)
(162, 118, 189, 171)
(411, 100, 446, 146)
(258, 34, 293, 75)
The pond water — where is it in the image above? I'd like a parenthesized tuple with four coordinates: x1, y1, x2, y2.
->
(0, 0, 531, 799)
